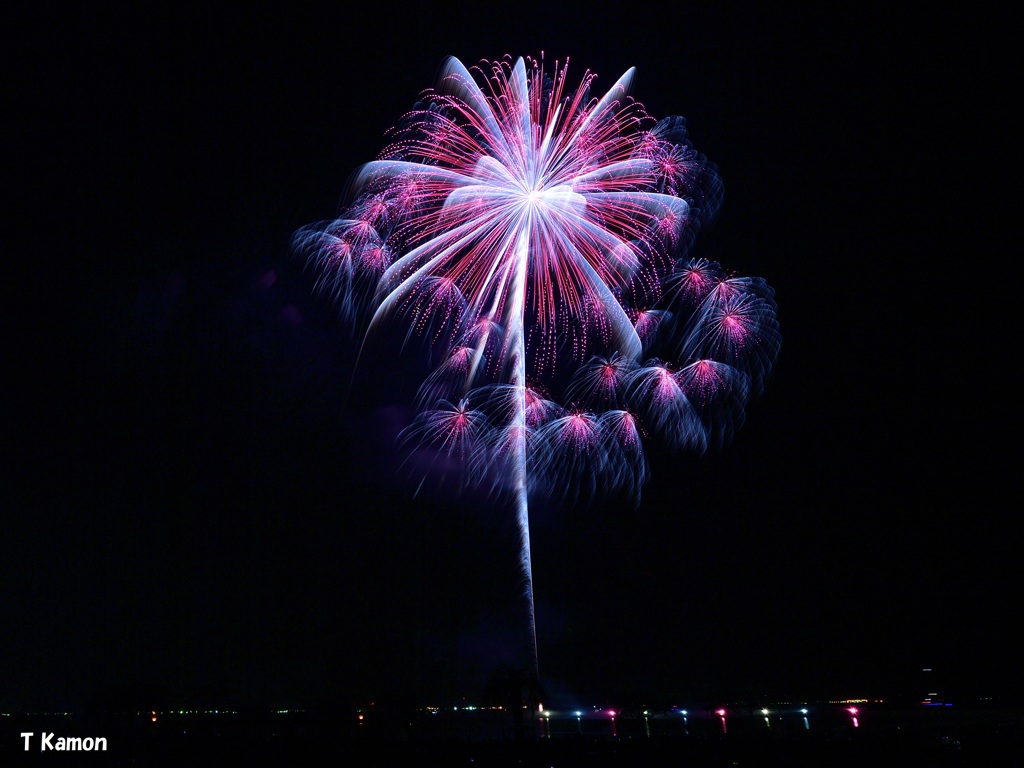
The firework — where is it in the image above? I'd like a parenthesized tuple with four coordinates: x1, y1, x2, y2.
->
(294, 55, 780, 676)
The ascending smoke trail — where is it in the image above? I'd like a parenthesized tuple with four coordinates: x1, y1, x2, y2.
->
(510, 226, 538, 674)
(293, 55, 780, 679)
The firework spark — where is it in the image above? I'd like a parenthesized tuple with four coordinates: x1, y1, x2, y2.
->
(294, 55, 780, 677)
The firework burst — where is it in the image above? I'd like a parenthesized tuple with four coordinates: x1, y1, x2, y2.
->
(293, 54, 780, 677)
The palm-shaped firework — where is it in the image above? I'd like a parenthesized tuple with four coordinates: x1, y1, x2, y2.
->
(294, 55, 779, 676)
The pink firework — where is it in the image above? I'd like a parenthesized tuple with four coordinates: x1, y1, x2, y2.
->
(294, 55, 779, 676)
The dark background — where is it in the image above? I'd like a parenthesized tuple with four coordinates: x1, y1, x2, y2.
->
(5, 3, 1018, 713)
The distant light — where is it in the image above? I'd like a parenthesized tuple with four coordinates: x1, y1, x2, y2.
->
(543, 711, 550, 717)
(574, 711, 582, 718)
(680, 710, 687, 716)
(800, 708, 808, 715)
(847, 707, 858, 715)
(608, 710, 616, 717)
(761, 708, 769, 715)
(716, 709, 726, 717)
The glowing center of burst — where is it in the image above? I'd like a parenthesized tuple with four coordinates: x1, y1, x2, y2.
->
(517, 183, 585, 217)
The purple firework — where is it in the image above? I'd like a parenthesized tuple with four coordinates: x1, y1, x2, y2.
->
(294, 54, 779, 676)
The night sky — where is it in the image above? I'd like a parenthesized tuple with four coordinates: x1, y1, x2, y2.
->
(6, 4, 1018, 712)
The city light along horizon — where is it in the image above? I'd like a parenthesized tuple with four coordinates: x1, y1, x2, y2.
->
(293, 54, 780, 677)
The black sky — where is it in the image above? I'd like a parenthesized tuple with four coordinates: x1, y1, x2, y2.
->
(5, 4, 1019, 711)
